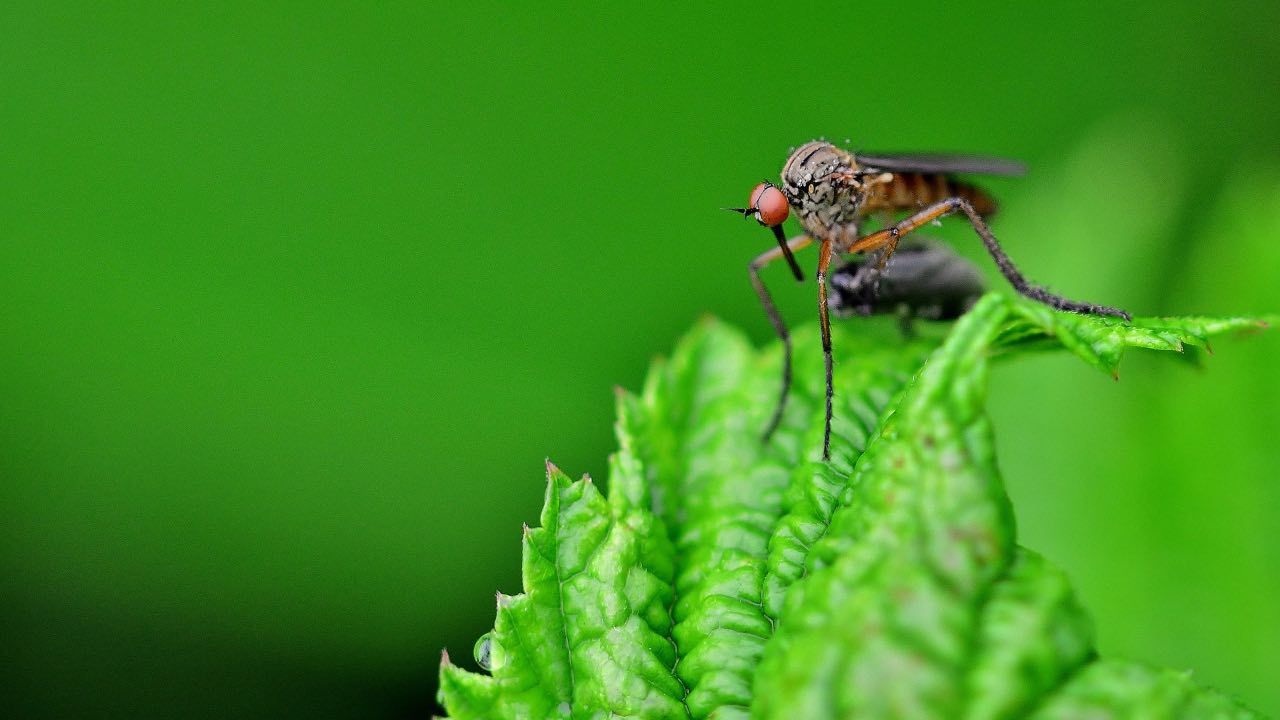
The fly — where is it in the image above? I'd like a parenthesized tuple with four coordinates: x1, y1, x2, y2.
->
(828, 241, 985, 325)
(727, 140, 1130, 460)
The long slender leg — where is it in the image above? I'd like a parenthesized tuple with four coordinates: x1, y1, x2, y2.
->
(750, 234, 813, 443)
(816, 237, 835, 461)
(849, 198, 1131, 320)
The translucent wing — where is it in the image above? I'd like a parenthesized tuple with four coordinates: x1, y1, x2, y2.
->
(855, 152, 1026, 176)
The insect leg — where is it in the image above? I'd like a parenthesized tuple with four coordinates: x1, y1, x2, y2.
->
(750, 234, 814, 443)
(848, 201, 956, 255)
(849, 198, 1132, 321)
(817, 237, 835, 461)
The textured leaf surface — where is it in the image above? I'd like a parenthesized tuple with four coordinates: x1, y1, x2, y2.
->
(994, 301, 1273, 377)
(439, 295, 1267, 719)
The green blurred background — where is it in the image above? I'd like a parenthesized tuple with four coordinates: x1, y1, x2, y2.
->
(3, 2, 1278, 717)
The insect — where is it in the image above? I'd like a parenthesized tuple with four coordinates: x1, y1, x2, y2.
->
(728, 140, 1131, 460)
(827, 240, 985, 326)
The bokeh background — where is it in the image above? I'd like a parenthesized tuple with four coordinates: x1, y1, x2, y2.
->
(4, 2, 1279, 717)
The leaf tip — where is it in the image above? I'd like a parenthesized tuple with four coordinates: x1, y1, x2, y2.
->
(582, 473, 593, 485)
(440, 648, 453, 667)
(545, 458, 560, 477)
(496, 591, 513, 608)
(695, 312, 720, 328)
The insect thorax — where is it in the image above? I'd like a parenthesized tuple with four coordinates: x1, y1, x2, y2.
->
(781, 141, 864, 247)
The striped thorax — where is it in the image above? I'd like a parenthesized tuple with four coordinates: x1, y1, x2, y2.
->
(781, 141, 884, 251)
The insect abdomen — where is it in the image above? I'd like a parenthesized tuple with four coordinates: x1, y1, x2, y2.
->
(863, 173, 999, 216)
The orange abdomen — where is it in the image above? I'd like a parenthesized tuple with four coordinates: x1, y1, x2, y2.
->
(861, 173, 999, 217)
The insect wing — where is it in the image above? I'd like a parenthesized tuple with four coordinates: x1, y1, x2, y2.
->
(854, 152, 1026, 176)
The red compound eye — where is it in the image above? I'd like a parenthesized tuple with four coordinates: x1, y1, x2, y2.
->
(749, 183, 790, 227)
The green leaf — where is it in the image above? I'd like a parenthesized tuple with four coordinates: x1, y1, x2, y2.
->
(995, 299, 1273, 378)
(439, 457, 687, 719)
(439, 295, 1268, 719)
(1029, 660, 1262, 719)
(752, 294, 1019, 719)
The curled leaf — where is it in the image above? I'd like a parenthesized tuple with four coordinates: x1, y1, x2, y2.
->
(439, 295, 1266, 719)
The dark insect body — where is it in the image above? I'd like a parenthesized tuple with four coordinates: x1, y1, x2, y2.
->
(728, 140, 1130, 460)
(828, 242, 985, 323)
